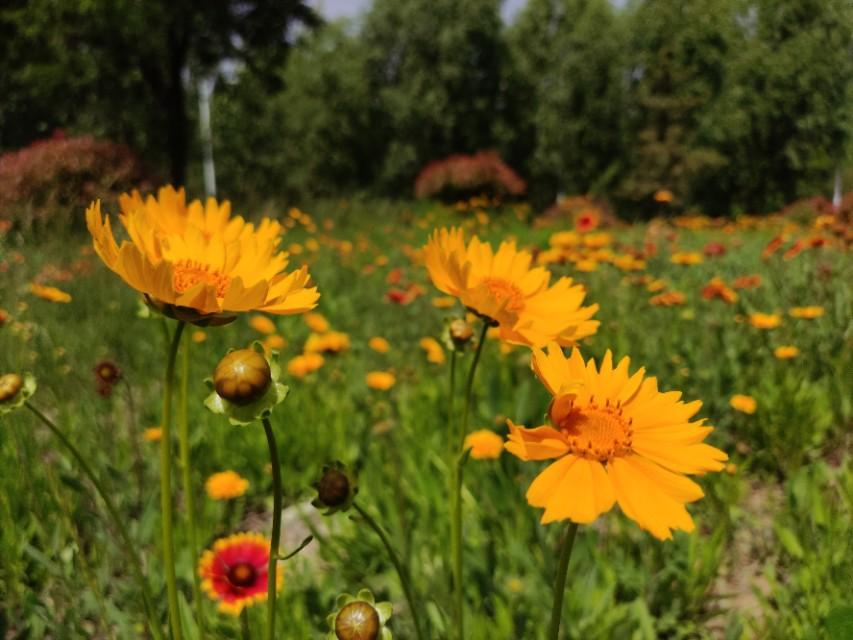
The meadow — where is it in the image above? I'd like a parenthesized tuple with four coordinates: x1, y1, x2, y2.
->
(0, 197, 851, 640)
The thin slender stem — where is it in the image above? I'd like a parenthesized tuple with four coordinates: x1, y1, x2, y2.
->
(177, 335, 206, 638)
(353, 503, 425, 640)
(547, 522, 580, 640)
(25, 402, 163, 640)
(240, 608, 252, 640)
(447, 349, 458, 634)
(262, 417, 283, 640)
(160, 320, 186, 640)
(451, 321, 489, 640)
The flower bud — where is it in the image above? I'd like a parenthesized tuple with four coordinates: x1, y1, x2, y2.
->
(449, 319, 473, 346)
(214, 349, 271, 406)
(0, 373, 22, 402)
(328, 589, 392, 640)
(312, 461, 358, 515)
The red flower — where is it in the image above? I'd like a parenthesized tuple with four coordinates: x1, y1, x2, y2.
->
(198, 532, 281, 616)
(761, 235, 784, 260)
(93, 360, 122, 397)
(703, 241, 726, 257)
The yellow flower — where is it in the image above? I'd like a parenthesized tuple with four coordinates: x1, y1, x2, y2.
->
(789, 306, 824, 319)
(582, 232, 612, 249)
(423, 228, 599, 347)
(29, 284, 71, 303)
(464, 429, 504, 460)
(506, 345, 727, 540)
(368, 336, 390, 353)
(419, 336, 446, 364)
(670, 251, 704, 265)
(249, 314, 276, 335)
(287, 353, 324, 378)
(549, 231, 580, 249)
(263, 334, 287, 351)
(773, 345, 799, 360)
(366, 371, 396, 390)
(748, 313, 781, 329)
(143, 427, 162, 442)
(304, 312, 330, 333)
(304, 331, 350, 354)
(654, 189, 674, 203)
(205, 470, 249, 500)
(574, 259, 598, 272)
(191, 330, 207, 343)
(86, 186, 318, 323)
(730, 394, 757, 414)
(432, 296, 457, 309)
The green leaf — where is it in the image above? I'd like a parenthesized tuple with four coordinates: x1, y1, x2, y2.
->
(826, 606, 853, 640)
(774, 524, 804, 559)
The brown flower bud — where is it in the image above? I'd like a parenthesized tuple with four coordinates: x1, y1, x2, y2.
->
(0, 373, 22, 402)
(448, 318, 474, 350)
(334, 601, 380, 640)
(318, 468, 350, 508)
(213, 349, 271, 406)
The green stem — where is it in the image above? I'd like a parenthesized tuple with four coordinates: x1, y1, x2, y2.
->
(161, 320, 186, 640)
(177, 334, 206, 638)
(262, 417, 283, 640)
(451, 321, 489, 640)
(24, 402, 163, 640)
(547, 522, 579, 640)
(353, 503, 426, 640)
(240, 608, 252, 640)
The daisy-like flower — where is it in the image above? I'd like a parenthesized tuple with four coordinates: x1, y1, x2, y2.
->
(730, 394, 757, 414)
(287, 353, 325, 378)
(505, 346, 727, 540)
(249, 314, 277, 335)
(29, 283, 72, 303)
(419, 336, 445, 364)
(774, 345, 799, 360)
(327, 589, 392, 640)
(368, 337, 390, 353)
(304, 312, 330, 334)
(789, 306, 824, 319)
(198, 532, 282, 615)
(143, 427, 163, 442)
(464, 429, 504, 460)
(205, 470, 249, 500)
(748, 312, 782, 329)
(366, 371, 396, 391)
(423, 228, 598, 347)
(86, 186, 319, 325)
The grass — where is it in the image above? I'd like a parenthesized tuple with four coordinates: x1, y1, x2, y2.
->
(0, 198, 851, 639)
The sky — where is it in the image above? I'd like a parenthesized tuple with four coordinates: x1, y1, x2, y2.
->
(311, 0, 529, 23)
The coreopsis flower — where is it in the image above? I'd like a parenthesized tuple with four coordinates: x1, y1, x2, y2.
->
(205, 470, 250, 500)
(327, 589, 392, 640)
(287, 353, 325, 378)
(730, 395, 757, 414)
(789, 306, 824, 319)
(653, 189, 674, 203)
(86, 186, 319, 325)
(262, 334, 287, 352)
(431, 296, 456, 309)
(732, 274, 761, 289)
(143, 427, 163, 442)
(649, 291, 686, 307)
(774, 346, 800, 360)
(423, 228, 598, 347)
(312, 461, 358, 515)
(464, 429, 504, 460)
(368, 337, 390, 353)
(304, 312, 330, 334)
(419, 336, 445, 364)
(670, 251, 704, 265)
(249, 315, 277, 335)
(505, 346, 726, 540)
(192, 330, 207, 343)
(198, 532, 282, 615)
(701, 277, 737, 304)
(748, 313, 782, 329)
(305, 331, 351, 354)
(366, 371, 396, 391)
(29, 284, 71, 303)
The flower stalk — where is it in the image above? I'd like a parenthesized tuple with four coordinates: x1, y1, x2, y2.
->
(548, 522, 579, 640)
(353, 502, 425, 640)
(177, 335, 206, 637)
(262, 417, 283, 640)
(160, 320, 186, 640)
(450, 320, 489, 640)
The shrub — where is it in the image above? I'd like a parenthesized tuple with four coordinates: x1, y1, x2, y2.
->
(0, 132, 152, 231)
(414, 151, 526, 201)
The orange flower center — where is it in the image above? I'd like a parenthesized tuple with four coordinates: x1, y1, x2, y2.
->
(227, 562, 257, 588)
(172, 260, 231, 298)
(558, 401, 633, 462)
(480, 277, 525, 313)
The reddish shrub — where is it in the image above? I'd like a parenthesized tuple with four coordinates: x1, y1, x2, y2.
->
(0, 132, 152, 231)
(414, 151, 526, 201)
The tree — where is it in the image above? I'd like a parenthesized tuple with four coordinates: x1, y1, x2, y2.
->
(0, 0, 318, 185)
(362, 0, 506, 191)
(507, 0, 627, 203)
